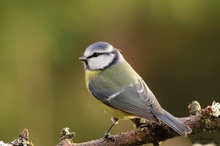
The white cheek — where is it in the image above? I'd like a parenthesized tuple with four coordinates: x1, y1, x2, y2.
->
(88, 54, 115, 70)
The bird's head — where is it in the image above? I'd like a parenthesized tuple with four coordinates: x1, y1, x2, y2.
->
(79, 41, 124, 70)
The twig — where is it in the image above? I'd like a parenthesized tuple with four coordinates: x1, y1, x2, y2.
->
(0, 128, 34, 146)
(0, 101, 219, 146)
(56, 101, 220, 146)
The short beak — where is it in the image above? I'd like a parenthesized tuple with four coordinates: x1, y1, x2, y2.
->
(79, 56, 87, 61)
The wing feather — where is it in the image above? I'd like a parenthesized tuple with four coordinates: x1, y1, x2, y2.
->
(88, 70, 192, 136)
(89, 77, 163, 122)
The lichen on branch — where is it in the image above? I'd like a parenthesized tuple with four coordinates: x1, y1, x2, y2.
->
(56, 101, 220, 146)
(0, 101, 219, 146)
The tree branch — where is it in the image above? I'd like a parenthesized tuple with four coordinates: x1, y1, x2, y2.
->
(56, 101, 220, 146)
(1, 101, 219, 146)
(0, 128, 34, 146)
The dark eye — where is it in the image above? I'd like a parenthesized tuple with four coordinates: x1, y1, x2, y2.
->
(92, 52, 100, 57)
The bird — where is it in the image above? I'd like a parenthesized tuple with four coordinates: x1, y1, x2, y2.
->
(79, 41, 192, 139)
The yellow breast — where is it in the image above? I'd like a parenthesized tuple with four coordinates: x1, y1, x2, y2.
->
(100, 102, 136, 119)
(84, 69, 135, 119)
(85, 70, 101, 88)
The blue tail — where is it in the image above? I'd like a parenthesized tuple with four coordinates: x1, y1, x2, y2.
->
(151, 108, 192, 136)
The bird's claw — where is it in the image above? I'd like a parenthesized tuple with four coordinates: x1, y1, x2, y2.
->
(103, 133, 116, 141)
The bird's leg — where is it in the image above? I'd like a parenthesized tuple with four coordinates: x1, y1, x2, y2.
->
(104, 117, 118, 141)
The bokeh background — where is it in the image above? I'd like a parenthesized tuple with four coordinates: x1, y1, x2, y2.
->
(0, 1, 220, 146)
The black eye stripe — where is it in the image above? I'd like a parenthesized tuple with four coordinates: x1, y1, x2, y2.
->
(92, 52, 103, 57)
(88, 51, 115, 59)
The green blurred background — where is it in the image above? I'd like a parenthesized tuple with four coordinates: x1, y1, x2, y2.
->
(0, 1, 220, 146)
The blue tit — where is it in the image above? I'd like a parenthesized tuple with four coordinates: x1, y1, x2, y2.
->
(79, 41, 192, 139)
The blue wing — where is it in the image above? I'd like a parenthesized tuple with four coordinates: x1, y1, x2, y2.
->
(89, 77, 192, 136)
(89, 78, 163, 122)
